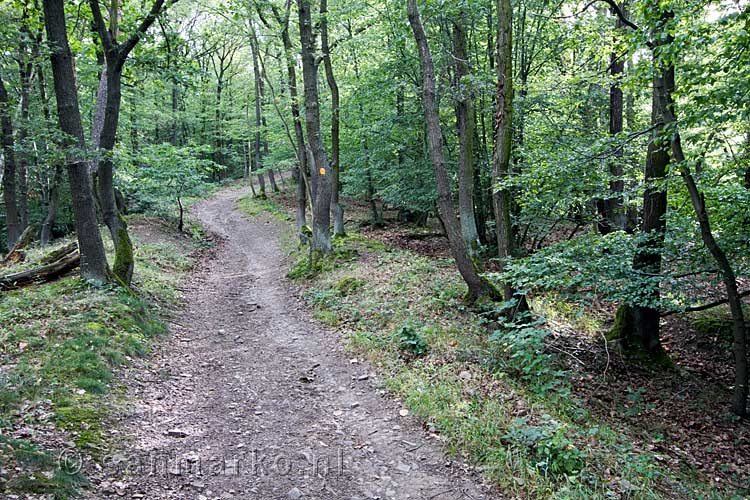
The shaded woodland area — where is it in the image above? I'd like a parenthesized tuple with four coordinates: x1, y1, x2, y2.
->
(1, 0, 749, 497)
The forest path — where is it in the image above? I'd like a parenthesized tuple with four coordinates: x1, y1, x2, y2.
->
(93, 186, 496, 500)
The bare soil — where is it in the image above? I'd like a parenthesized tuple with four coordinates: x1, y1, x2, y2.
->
(90, 187, 497, 500)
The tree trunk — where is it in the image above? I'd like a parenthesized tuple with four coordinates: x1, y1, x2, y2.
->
(661, 92, 748, 414)
(3, 225, 35, 266)
(17, 56, 32, 232)
(598, 5, 627, 234)
(453, 16, 480, 253)
(272, 3, 309, 239)
(611, 7, 672, 359)
(40, 165, 63, 246)
(89, 0, 170, 284)
(0, 248, 81, 291)
(258, 68, 279, 193)
(675, 141, 748, 416)
(95, 63, 134, 285)
(249, 27, 267, 198)
(407, 0, 497, 304)
(320, 0, 345, 237)
(299, 0, 332, 253)
(745, 132, 750, 190)
(36, 58, 62, 246)
(492, 0, 525, 309)
(0, 73, 21, 249)
(43, 0, 110, 283)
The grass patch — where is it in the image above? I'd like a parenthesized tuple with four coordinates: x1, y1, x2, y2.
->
(237, 193, 293, 223)
(0, 219, 200, 498)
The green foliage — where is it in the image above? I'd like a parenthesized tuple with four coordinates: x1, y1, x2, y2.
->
(279, 218, 706, 497)
(119, 143, 221, 223)
(397, 325, 429, 357)
(489, 320, 569, 395)
(504, 416, 585, 477)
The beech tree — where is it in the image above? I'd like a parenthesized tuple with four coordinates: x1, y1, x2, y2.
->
(42, 0, 110, 283)
(0, 72, 20, 249)
(298, 0, 333, 253)
(89, 0, 176, 284)
(2, 0, 748, 419)
(407, 0, 498, 303)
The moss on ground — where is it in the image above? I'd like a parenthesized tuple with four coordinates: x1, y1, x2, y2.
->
(0, 219, 202, 498)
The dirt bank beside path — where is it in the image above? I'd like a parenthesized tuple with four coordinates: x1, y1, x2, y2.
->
(89, 186, 498, 500)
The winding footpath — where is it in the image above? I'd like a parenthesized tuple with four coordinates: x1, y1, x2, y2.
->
(92, 187, 498, 500)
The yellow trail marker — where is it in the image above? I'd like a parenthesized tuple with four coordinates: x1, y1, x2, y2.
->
(319, 167, 326, 175)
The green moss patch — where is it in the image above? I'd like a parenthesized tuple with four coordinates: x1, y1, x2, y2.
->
(0, 219, 199, 498)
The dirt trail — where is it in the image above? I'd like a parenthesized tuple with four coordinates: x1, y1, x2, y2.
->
(93, 187, 497, 500)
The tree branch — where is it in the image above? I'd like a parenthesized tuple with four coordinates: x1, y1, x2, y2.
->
(661, 289, 750, 317)
(89, 0, 114, 54)
(121, 0, 176, 60)
(598, 0, 640, 32)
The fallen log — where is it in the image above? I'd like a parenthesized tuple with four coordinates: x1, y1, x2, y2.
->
(0, 250, 80, 291)
(39, 242, 78, 265)
(2, 225, 35, 266)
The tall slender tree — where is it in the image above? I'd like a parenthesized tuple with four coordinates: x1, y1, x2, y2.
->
(260, 0, 309, 240)
(0, 72, 21, 249)
(407, 0, 497, 303)
(89, 0, 176, 284)
(299, 0, 333, 253)
(320, 0, 345, 237)
(42, 0, 110, 283)
(452, 13, 480, 252)
(493, 0, 525, 310)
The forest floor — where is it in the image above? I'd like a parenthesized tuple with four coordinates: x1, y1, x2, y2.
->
(246, 186, 750, 499)
(84, 185, 496, 500)
(4, 183, 747, 500)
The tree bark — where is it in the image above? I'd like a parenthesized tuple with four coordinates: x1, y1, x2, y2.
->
(299, 0, 333, 253)
(453, 16, 480, 253)
(0, 248, 80, 291)
(270, 2, 309, 239)
(17, 44, 32, 232)
(249, 25, 267, 198)
(254, 44, 279, 193)
(2, 225, 35, 266)
(43, 0, 111, 283)
(407, 0, 497, 304)
(661, 98, 748, 414)
(598, 4, 627, 234)
(0, 73, 21, 249)
(36, 57, 63, 246)
(611, 6, 672, 359)
(674, 138, 748, 417)
(320, 0, 345, 237)
(492, 0, 524, 309)
(89, 0, 172, 284)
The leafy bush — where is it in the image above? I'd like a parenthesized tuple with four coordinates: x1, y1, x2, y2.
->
(118, 143, 221, 226)
(504, 416, 585, 478)
(397, 325, 429, 357)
